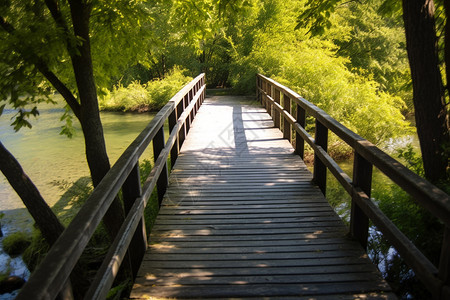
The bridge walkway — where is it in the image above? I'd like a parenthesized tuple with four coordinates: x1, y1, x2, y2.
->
(130, 95, 394, 299)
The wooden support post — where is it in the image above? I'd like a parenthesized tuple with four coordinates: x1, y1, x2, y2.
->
(256, 76, 261, 104)
(121, 163, 147, 279)
(439, 227, 450, 300)
(266, 82, 271, 116)
(274, 89, 281, 129)
(283, 94, 291, 142)
(184, 94, 190, 133)
(313, 120, 328, 195)
(198, 84, 202, 109)
(168, 108, 178, 169)
(189, 89, 194, 128)
(153, 127, 169, 206)
(350, 152, 372, 250)
(177, 101, 186, 148)
(295, 104, 306, 159)
(264, 81, 268, 112)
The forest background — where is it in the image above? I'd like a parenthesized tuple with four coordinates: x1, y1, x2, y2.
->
(0, 0, 448, 299)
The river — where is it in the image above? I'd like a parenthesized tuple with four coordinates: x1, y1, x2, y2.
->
(0, 101, 155, 297)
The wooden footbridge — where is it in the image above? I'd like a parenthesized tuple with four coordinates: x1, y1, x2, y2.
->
(17, 74, 450, 299)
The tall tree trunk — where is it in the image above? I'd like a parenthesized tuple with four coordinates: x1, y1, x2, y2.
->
(68, 0, 124, 238)
(402, 0, 449, 182)
(444, 0, 450, 128)
(0, 142, 64, 245)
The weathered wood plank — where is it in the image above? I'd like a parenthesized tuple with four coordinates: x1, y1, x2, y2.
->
(131, 282, 392, 299)
(130, 95, 393, 299)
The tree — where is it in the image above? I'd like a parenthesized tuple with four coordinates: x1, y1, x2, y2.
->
(402, 0, 449, 183)
(0, 1, 150, 238)
(297, 0, 449, 182)
(0, 141, 64, 245)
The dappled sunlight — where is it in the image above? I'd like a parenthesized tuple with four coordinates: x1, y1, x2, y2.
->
(131, 96, 393, 299)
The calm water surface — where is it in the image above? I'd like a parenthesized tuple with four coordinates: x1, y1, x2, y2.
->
(0, 102, 155, 298)
(0, 104, 154, 231)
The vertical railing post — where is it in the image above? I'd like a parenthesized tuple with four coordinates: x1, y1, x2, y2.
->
(177, 100, 186, 149)
(153, 126, 169, 206)
(121, 162, 147, 278)
(283, 94, 291, 142)
(439, 227, 450, 299)
(350, 152, 372, 250)
(202, 76, 205, 104)
(295, 103, 306, 159)
(266, 82, 272, 116)
(273, 88, 281, 129)
(264, 81, 269, 112)
(168, 107, 178, 169)
(189, 89, 194, 128)
(184, 94, 190, 132)
(256, 76, 260, 104)
(192, 84, 197, 116)
(313, 120, 328, 194)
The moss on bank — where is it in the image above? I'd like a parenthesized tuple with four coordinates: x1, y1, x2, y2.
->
(2, 232, 31, 256)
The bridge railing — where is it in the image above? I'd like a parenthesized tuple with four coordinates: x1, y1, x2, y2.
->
(257, 73, 450, 300)
(16, 74, 206, 300)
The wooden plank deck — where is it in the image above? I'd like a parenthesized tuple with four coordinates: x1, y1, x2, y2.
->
(130, 95, 395, 299)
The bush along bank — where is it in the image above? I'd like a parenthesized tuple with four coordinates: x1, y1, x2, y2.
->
(99, 67, 192, 113)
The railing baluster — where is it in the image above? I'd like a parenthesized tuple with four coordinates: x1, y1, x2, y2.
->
(189, 89, 194, 128)
(266, 82, 272, 116)
(295, 103, 306, 159)
(168, 108, 178, 168)
(350, 152, 372, 250)
(152, 127, 169, 206)
(261, 80, 269, 112)
(184, 94, 190, 132)
(313, 120, 328, 194)
(177, 100, 186, 148)
(283, 94, 291, 141)
(121, 163, 147, 278)
(257, 76, 261, 104)
(274, 88, 281, 129)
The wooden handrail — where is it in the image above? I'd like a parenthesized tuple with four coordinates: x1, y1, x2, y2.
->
(257, 73, 450, 300)
(16, 74, 206, 300)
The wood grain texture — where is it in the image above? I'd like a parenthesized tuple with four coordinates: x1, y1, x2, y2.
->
(130, 95, 394, 299)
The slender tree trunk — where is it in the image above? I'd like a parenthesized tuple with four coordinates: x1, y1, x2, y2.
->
(0, 142, 64, 245)
(68, 0, 124, 238)
(444, 0, 450, 126)
(402, 0, 449, 182)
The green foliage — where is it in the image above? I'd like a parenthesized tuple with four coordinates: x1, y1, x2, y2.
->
(397, 144, 425, 177)
(226, 0, 411, 146)
(0, 0, 152, 132)
(2, 231, 32, 256)
(100, 67, 192, 112)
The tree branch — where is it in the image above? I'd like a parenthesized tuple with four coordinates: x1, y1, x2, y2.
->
(43, 0, 76, 53)
(0, 15, 81, 119)
(35, 63, 82, 119)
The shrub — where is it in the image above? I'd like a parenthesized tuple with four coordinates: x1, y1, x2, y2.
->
(100, 67, 193, 112)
